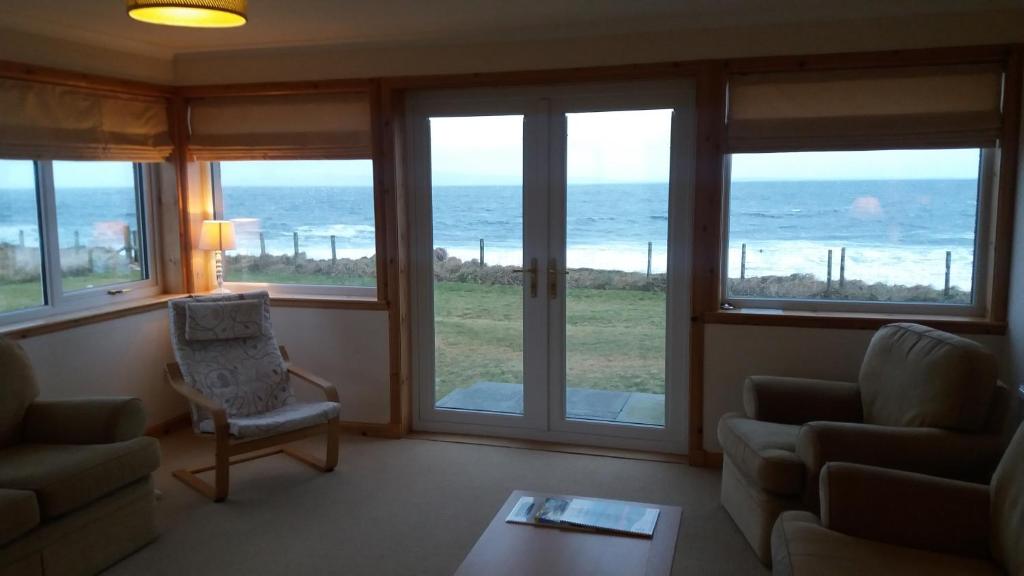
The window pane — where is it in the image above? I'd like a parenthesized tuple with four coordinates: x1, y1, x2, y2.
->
(0, 160, 43, 313)
(53, 161, 146, 292)
(219, 160, 376, 287)
(726, 149, 981, 305)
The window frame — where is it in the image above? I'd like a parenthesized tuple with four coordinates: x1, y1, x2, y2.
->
(0, 160, 161, 325)
(718, 148, 997, 317)
(210, 160, 379, 301)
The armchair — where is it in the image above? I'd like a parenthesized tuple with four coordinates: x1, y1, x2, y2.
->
(771, 421, 1024, 575)
(717, 323, 1010, 564)
(166, 291, 340, 502)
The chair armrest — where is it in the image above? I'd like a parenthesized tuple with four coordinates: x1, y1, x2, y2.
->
(287, 365, 340, 403)
(820, 462, 990, 558)
(165, 363, 228, 435)
(21, 398, 146, 444)
(744, 376, 862, 424)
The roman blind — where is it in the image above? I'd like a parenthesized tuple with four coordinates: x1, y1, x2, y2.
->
(726, 64, 1005, 152)
(0, 78, 172, 161)
(187, 92, 372, 160)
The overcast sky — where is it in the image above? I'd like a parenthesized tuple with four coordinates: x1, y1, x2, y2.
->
(0, 116, 981, 189)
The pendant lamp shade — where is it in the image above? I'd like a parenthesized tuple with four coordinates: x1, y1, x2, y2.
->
(127, 0, 247, 28)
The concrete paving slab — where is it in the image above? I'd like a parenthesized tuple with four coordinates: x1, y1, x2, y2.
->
(616, 392, 665, 426)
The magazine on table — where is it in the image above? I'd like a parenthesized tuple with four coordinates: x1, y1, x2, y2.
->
(505, 496, 660, 538)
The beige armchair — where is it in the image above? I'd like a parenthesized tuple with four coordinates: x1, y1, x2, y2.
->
(0, 337, 160, 576)
(717, 323, 1010, 564)
(772, 421, 1024, 575)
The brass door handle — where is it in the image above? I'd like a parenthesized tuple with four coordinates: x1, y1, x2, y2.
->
(512, 257, 538, 298)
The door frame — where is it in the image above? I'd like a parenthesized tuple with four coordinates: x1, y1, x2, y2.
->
(406, 81, 695, 453)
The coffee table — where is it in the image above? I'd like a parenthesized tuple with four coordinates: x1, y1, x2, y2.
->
(455, 490, 682, 576)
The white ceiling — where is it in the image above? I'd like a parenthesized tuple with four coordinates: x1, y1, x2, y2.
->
(0, 0, 1021, 59)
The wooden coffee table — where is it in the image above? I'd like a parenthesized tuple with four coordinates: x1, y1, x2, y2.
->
(455, 490, 682, 576)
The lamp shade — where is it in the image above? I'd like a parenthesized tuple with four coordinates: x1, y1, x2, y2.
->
(198, 220, 237, 251)
(126, 0, 247, 28)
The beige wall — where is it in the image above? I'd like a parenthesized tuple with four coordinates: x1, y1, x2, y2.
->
(17, 306, 390, 428)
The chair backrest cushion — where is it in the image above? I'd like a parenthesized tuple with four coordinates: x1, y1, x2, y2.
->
(858, 323, 996, 431)
(991, 422, 1024, 574)
(168, 291, 293, 429)
(0, 337, 40, 449)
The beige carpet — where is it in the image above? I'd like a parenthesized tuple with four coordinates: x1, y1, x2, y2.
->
(104, 430, 768, 575)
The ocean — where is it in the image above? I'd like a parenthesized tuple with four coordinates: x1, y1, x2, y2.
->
(0, 179, 978, 290)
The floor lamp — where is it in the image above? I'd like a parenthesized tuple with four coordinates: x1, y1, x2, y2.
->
(199, 220, 236, 293)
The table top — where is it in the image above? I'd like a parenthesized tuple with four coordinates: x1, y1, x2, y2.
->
(455, 490, 683, 576)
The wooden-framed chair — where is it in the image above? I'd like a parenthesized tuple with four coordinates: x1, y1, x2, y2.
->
(165, 291, 340, 502)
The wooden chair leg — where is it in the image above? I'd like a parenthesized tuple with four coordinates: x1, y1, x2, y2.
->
(214, 431, 230, 502)
(324, 418, 339, 471)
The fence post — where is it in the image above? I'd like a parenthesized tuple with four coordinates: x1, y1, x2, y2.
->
(647, 241, 653, 278)
(944, 251, 952, 297)
(826, 249, 833, 295)
(88, 248, 94, 271)
(18, 230, 24, 247)
(479, 238, 485, 267)
(122, 225, 131, 261)
(293, 232, 299, 259)
(839, 247, 846, 289)
(740, 243, 746, 280)
(74, 230, 80, 250)
(331, 235, 337, 264)
(132, 230, 140, 263)
(259, 232, 266, 257)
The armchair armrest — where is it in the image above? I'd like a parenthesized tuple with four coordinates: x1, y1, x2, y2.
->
(820, 462, 990, 558)
(744, 376, 862, 424)
(287, 365, 340, 403)
(797, 421, 1006, 483)
(21, 397, 146, 444)
(165, 363, 228, 436)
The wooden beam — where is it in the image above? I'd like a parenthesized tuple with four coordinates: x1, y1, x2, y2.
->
(0, 59, 173, 98)
(724, 44, 1012, 74)
(177, 78, 374, 98)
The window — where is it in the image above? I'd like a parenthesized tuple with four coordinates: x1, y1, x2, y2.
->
(213, 160, 377, 298)
(0, 159, 157, 320)
(723, 148, 990, 313)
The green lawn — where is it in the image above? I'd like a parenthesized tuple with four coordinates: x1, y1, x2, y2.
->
(0, 272, 141, 313)
(433, 281, 665, 401)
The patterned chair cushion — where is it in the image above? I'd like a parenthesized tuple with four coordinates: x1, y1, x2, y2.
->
(168, 291, 294, 432)
(185, 299, 264, 341)
(198, 401, 340, 439)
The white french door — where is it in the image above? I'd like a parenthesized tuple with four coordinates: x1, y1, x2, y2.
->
(408, 81, 694, 453)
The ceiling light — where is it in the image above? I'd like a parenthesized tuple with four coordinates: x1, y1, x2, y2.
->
(126, 0, 247, 28)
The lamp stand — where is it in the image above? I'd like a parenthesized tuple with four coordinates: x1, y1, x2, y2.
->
(213, 250, 231, 293)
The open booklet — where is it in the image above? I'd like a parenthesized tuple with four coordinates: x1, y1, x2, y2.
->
(505, 496, 660, 538)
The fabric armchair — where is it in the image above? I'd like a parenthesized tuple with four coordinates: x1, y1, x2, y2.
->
(717, 322, 1009, 565)
(21, 398, 147, 445)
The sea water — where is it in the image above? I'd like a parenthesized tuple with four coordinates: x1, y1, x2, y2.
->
(0, 179, 978, 290)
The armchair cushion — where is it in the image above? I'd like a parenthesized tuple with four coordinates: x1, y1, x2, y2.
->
(185, 299, 265, 342)
(771, 510, 1000, 576)
(0, 488, 39, 546)
(858, 323, 997, 431)
(743, 376, 862, 425)
(0, 436, 160, 519)
(718, 412, 803, 495)
(21, 398, 146, 445)
(819, 462, 990, 558)
(796, 421, 1005, 493)
(198, 401, 339, 439)
(0, 337, 40, 449)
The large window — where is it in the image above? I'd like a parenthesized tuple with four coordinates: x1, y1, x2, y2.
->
(214, 160, 377, 297)
(0, 159, 155, 319)
(723, 149, 989, 312)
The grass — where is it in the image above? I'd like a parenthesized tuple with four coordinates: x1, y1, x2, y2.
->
(433, 281, 666, 401)
(0, 272, 141, 313)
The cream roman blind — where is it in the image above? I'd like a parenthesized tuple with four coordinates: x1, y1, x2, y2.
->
(187, 92, 372, 160)
(0, 78, 172, 161)
(726, 64, 1005, 152)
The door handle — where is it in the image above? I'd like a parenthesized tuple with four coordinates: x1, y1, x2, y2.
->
(548, 258, 563, 300)
(512, 257, 538, 298)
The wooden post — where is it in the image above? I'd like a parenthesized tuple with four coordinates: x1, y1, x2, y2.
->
(647, 241, 653, 278)
(293, 232, 299, 258)
(88, 248, 94, 271)
(944, 251, 952, 297)
(826, 249, 833, 295)
(132, 230, 140, 263)
(331, 235, 337, 264)
(74, 230, 80, 250)
(839, 247, 846, 289)
(18, 230, 24, 247)
(123, 225, 132, 260)
(740, 243, 746, 280)
(479, 238, 485, 267)
(259, 232, 266, 257)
